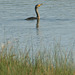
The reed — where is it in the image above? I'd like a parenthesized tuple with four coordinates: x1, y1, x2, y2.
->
(0, 41, 75, 75)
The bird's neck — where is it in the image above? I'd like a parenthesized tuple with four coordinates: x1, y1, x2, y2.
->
(35, 7, 40, 19)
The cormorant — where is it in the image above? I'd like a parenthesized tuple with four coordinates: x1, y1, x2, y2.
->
(25, 4, 43, 20)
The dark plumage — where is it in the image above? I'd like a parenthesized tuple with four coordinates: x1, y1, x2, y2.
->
(25, 4, 43, 20)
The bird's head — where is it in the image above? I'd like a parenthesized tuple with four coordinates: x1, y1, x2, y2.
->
(35, 4, 43, 8)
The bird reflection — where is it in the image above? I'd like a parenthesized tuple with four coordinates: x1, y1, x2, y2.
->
(36, 19, 40, 28)
(36, 19, 41, 36)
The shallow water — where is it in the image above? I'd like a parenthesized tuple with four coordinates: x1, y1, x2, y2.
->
(0, 0, 75, 53)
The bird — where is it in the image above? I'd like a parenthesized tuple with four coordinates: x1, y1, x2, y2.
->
(25, 4, 43, 20)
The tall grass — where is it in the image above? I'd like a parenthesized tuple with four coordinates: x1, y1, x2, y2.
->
(0, 41, 75, 75)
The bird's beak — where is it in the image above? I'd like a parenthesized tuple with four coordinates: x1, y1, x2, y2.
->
(38, 3, 43, 7)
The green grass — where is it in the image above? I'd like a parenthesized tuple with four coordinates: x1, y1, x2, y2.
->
(0, 41, 75, 75)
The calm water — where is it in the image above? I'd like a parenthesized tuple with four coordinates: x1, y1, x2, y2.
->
(0, 0, 75, 52)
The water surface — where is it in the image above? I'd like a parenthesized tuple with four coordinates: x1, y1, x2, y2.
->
(0, 0, 75, 53)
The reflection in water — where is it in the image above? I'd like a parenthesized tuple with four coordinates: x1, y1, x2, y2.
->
(36, 19, 40, 37)
(36, 19, 40, 28)
(36, 19, 41, 49)
(36, 27, 40, 35)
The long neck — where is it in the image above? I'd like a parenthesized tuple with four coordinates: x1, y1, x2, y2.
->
(35, 7, 40, 19)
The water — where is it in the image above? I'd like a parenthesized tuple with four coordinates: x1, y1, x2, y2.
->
(0, 0, 75, 52)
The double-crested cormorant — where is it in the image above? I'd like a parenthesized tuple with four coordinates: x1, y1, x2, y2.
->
(25, 4, 43, 20)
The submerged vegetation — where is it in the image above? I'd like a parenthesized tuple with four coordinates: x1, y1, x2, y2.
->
(0, 41, 75, 75)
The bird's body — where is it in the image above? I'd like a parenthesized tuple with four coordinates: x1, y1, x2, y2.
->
(25, 4, 42, 20)
(25, 17, 37, 20)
